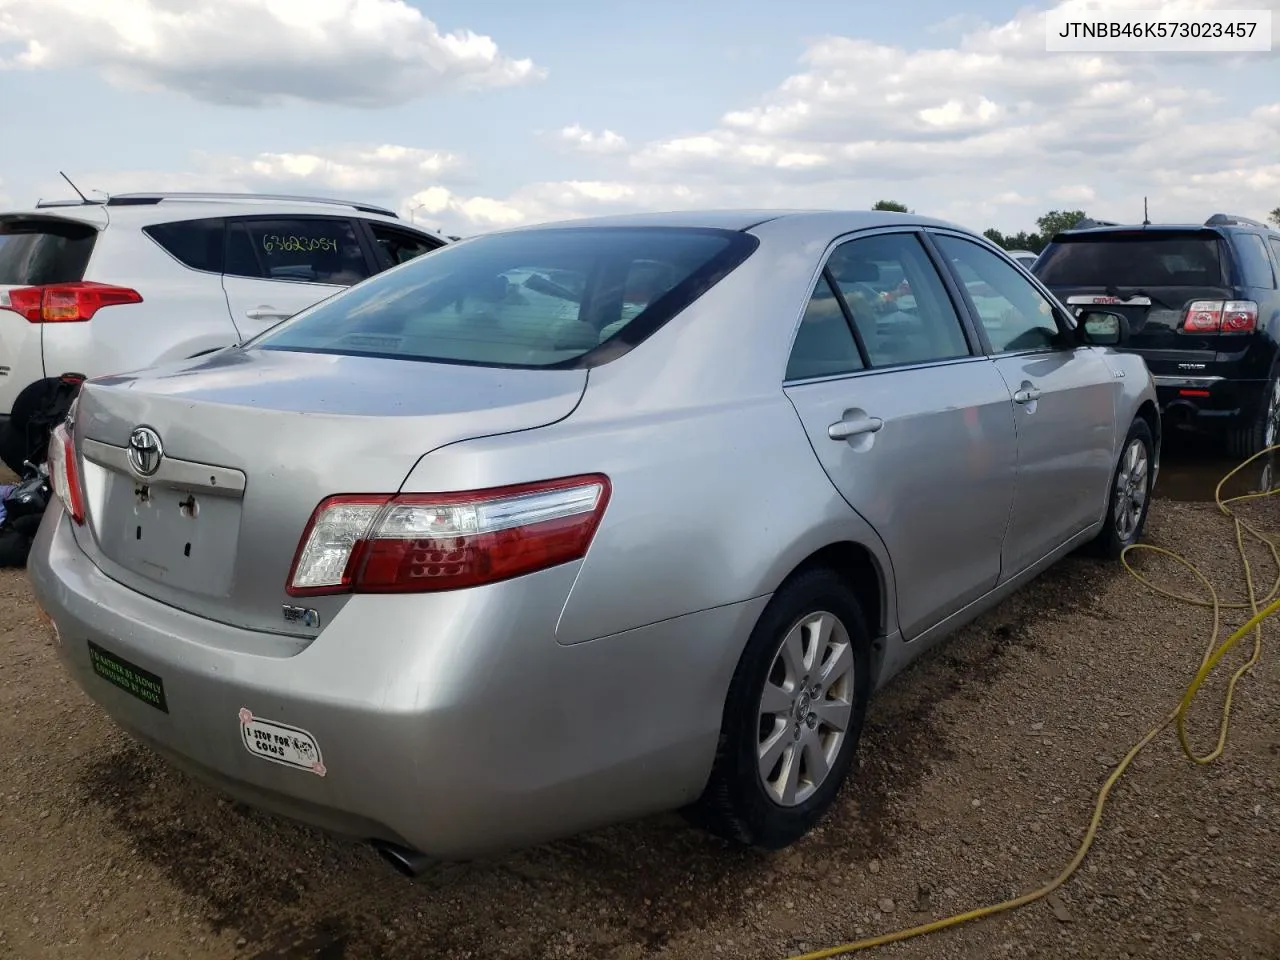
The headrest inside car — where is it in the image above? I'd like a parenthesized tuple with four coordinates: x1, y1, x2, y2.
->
(832, 259, 880, 283)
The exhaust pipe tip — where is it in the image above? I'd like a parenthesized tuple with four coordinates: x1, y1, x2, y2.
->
(370, 839, 430, 878)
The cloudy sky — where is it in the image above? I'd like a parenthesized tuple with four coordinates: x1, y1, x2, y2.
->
(0, 0, 1276, 237)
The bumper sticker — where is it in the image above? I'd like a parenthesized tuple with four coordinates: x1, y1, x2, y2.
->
(239, 708, 326, 777)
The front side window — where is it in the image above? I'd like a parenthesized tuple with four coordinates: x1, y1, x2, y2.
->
(824, 232, 971, 368)
(249, 227, 756, 369)
(934, 234, 1064, 353)
(225, 218, 370, 286)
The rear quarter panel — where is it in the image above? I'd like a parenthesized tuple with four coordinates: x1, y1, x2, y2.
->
(47, 224, 238, 380)
(402, 390, 895, 648)
(397, 222, 900, 676)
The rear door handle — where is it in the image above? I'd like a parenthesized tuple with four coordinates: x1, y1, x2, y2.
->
(828, 415, 884, 440)
(1013, 386, 1042, 404)
(246, 307, 292, 321)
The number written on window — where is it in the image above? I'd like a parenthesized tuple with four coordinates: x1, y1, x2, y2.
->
(262, 235, 339, 254)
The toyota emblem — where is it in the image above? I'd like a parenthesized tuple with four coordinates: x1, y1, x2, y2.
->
(127, 426, 164, 478)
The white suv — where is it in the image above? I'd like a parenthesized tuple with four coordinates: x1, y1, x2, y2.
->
(0, 192, 447, 426)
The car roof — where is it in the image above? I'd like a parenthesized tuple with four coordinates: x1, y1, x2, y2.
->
(3, 194, 440, 237)
(494, 209, 971, 234)
(1052, 218, 1279, 241)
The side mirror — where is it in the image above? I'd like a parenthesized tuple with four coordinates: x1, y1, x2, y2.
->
(1077, 310, 1130, 347)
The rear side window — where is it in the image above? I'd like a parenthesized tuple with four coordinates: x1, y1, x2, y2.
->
(250, 227, 757, 369)
(1271, 238, 1280, 274)
(1035, 232, 1226, 287)
(786, 276, 865, 380)
(144, 218, 225, 273)
(225, 218, 370, 286)
(1235, 234, 1276, 289)
(0, 217, 97, 285)
(367, 223, 441, 270)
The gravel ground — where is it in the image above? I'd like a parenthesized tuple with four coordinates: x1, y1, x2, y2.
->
(1, 456, 1278, 960)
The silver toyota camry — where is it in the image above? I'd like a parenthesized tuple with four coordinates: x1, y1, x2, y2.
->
(28, 210, 1160, 870)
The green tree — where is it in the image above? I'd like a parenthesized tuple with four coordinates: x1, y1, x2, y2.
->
(982, 227, 1047, 253)
(1036, 209, 1089, 240)
(872, 199, 911, 213)
(1269, 207, 1280, 228)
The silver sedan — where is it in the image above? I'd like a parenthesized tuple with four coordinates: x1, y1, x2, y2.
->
(29, 210, 1159, 870)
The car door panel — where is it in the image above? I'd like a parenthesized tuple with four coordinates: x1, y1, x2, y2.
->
(786, 359, 1018, 639)
(989, 349, 1117, 570)
(929, 231, 1118, 577)
(220, 217, 371, 341)
(782, 231, 1018, 641)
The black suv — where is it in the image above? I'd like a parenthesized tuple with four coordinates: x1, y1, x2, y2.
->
(1034, 214, 1280, 457)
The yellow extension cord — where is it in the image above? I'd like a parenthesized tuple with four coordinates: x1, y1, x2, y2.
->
(785, 443, 1280, 960)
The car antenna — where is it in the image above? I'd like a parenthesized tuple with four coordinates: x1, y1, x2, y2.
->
(1142, 196, 1150, 226)
(59, 171, 90, 204)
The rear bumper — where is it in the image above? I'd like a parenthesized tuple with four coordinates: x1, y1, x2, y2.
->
(28, 503, 762, 860)
(1154, 375, 1268, 430)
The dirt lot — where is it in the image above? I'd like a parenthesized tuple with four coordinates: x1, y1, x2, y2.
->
(2, 454, 1279, 960)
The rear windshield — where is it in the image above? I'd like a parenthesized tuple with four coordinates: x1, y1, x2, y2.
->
(1034, 232, 1226, 288)
(0, 217, 98, 285)
(250, 226, 757, 369)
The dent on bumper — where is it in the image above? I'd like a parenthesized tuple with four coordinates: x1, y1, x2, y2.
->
(27, 506, 765, 859)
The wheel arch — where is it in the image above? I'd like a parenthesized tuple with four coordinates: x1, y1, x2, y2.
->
(1135, 398, 1161, 465)
(771, 539, 889, 680)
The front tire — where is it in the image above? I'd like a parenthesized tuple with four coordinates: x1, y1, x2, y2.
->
(686, 568, 872, 850)
(1085, 417, 1154, 559)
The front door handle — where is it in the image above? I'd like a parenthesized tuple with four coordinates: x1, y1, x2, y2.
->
(828, 415, 884, 440)
(1013, 386, 1042, 404)
(246, 307, 292, 322)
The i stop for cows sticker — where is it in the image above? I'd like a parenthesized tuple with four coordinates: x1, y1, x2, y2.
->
(239, 708, 327, 777)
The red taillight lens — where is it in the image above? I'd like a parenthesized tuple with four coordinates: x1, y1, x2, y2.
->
(0, 282, 142, 323)
(46, 422, 86, 525)
(286, 474, 612, 597)
(1182, 300, 1257, 334)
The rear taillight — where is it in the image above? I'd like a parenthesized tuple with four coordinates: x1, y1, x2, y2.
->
(1182, 300, 1257, 334)
(0, 282, 143, 323)
(46, 422, 85, 525)
(286, 474, 611, 597)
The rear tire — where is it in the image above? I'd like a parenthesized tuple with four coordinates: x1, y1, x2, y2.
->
(685, 568, 872, 849)
(1084, 417, 1154, 559)
(1225, 373, 1280, 462)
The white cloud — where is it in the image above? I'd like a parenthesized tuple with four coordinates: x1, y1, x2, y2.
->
(21, 0, 1278, 237)
(401, 180, 705, 235)
(619, 0, 1280, 229)
(556, 124, 629, 155)
(1051, 185, 1098, 203)
(213, 145, 466, 193)
(0, 0, 544, 107)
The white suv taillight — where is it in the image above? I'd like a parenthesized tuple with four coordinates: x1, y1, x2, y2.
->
(286, 474, 611, 596)
(0, 282, 143, 323)
(46, 422, 86, 525)
(1182, 300, 1258, 334)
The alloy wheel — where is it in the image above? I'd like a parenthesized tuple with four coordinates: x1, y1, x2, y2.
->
(756, 611, 856, 807)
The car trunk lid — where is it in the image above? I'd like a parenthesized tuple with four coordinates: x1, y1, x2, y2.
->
(68, 347, 587, 637)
